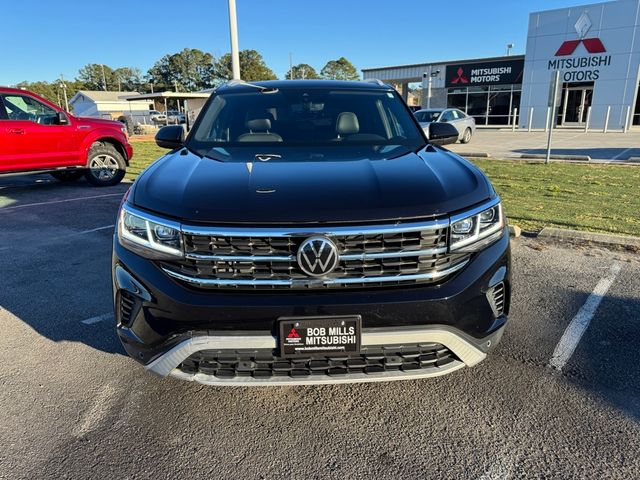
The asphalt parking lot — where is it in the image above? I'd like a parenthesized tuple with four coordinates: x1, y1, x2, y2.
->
(1, 175, 639, 479)
(447, 129, 640, 162)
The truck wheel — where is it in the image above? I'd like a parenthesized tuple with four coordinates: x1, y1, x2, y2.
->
(84, 142, 126, 187)
(460, 128, 472, 144)
(50, 170, 84, 182)
(85, 142, 127, 187)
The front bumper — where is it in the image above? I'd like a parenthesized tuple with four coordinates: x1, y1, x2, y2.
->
(112, 226, 511, 385)
(146, 324, 505, 386)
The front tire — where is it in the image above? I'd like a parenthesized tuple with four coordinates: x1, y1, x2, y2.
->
(460, 128, 472, 144)
(50, 170, 84, 182)
(84, 142, 126, 187)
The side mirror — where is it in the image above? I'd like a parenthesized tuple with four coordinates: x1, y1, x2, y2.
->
(57, 111, 69, 125)
(428, 122, 459, 146)
(155, 125, 185, 149)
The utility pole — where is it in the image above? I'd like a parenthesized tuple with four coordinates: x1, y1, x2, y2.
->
(59, 74, 69, 111)
(100, 64, 108, 90)
(228, 0, 241, 80)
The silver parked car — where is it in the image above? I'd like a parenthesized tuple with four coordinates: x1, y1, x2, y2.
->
(414, 108, 475, 143)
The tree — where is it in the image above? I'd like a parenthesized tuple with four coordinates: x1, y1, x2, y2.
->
(320, 57, 359, 81)
(78, 63, 116, 90)
(15, 79, 83, 109)
(113, 67, 143, 91)
(215, 49, 277, 82)
(147, 48, 216, 91)
(285, 63, 320, 80)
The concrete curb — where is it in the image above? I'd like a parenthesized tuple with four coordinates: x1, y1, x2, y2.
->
(457, 152, 491, 158)
(538, 227, 640, 250)
(508, 225, 522, 238)
(519, 153, 591, 162)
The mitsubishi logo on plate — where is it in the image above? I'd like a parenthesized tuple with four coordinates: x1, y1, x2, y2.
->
(555, 11, 606, 56)
(297, 236, 339, 277)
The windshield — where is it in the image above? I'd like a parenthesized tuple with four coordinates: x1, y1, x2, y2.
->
(414, 110, 441, 123)
(187, 88, 426, 157)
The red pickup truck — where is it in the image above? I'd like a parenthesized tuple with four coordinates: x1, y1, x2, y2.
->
(0, 87, 133, 186)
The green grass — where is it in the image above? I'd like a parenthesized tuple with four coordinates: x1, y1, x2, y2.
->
(126, 141, 166, 180)
(126, 141, 640, 237)
(472, 159, 640, 236)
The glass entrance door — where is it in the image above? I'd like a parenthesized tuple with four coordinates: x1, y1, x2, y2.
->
(562, 87, 593, 124)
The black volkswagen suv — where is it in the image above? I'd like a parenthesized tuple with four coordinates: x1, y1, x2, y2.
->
(113, 80, 510, 386)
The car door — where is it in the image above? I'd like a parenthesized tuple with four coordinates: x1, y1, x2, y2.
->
(0, 93, 79, 172)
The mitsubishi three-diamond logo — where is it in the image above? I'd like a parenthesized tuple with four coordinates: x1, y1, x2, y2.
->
(555, 11, 606, 56)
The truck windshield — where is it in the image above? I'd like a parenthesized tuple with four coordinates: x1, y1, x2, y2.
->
(187, 88, 426, 156)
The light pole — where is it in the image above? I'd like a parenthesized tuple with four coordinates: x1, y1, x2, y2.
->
(228, 0, 241, 80)
(59, 75, 69, 111)
(506, 43, 515, 56)
(423, 68, 440, 109)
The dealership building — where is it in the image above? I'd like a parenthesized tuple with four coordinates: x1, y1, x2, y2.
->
(363, 0, 640, 130)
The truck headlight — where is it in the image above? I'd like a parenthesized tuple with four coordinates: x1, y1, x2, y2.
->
(118, 204, 183, 258)
(450, 202, 504, 252)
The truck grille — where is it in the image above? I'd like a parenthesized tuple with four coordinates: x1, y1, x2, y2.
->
(161, 220, 469, 289)
(177, 343, 459, 379)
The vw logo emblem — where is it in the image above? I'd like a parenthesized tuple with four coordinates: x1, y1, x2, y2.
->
(297, 236, 339, 277)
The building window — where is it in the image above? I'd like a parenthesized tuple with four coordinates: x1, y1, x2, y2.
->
(447, 85, 521, 125)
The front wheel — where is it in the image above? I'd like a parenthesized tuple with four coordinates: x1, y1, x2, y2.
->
(460, 128, 472, 144)
(84, 142, 126, 187)
(50, 170, 84, 182)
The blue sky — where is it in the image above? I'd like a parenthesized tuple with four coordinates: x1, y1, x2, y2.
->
(1, 0, 592, 86)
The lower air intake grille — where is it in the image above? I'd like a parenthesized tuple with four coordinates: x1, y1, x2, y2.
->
(177, 344, 459, 379)
(119, 290, 137, 326)
(491, 282, 506, 316)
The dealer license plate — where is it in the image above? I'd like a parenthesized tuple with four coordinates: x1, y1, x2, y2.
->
(279, 315, 361, 357)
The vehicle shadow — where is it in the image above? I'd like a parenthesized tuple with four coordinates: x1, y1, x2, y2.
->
(514, 147, 640, 160)
(0, 174, 130, 356)
(553, 287, 640, 422)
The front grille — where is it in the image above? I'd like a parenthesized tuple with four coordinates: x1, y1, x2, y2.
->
(161, 220, 470, 289)
(177, 343, 459, 379)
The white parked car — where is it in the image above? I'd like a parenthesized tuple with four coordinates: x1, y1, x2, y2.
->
(414, 108, 476, 144)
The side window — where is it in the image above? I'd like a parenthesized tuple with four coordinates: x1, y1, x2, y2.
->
(2, 95, 58, 124)
(0, 98, 8, 120)
(454, 109, 465, 119)
(440, 110, 453, 122)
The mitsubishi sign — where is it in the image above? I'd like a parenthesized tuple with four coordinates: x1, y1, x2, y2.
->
(546, 11, 612, 83)
(520, 1, 640, 131)
(445, 59, 524, 87)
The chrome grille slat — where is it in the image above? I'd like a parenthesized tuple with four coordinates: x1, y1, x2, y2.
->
(166, 219, 471, 290)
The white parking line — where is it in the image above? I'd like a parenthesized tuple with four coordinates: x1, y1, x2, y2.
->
(81, 313, 113, 325)
(549, 262, 622, 371)
(0, 193, 123, 211)
(611, 147, 633, 161)
(0, 224, 115, 252)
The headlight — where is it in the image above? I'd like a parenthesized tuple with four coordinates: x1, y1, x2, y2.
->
(118, 204, 183, 258)
(450, 201, 504, 252)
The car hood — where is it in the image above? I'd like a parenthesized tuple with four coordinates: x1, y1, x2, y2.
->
(131, 147, 493, 224)
(75, 116, 123, 129)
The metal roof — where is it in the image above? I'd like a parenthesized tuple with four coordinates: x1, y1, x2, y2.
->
(120, 92, 211, 101)
(361, 54, 525, 73)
